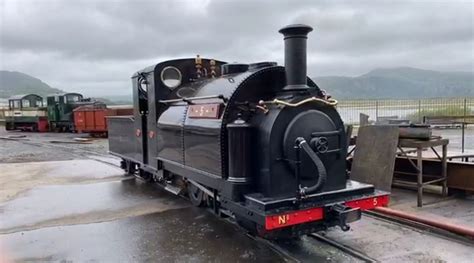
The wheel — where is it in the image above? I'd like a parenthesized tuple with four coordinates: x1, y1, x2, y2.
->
(52, 123, 60, 133)
(187, 183, 205, 207)
(122, 160, 136, 176)
(138, 169, 153, 183)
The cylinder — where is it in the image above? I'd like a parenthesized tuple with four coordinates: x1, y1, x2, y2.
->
(279, 24, 313, 90)
(225, 117, 253, 201)
(227, 118, 253, 183)
(398, 126, 432, 140)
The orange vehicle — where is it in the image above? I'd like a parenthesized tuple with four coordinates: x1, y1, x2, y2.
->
(73, 104, 133, 137)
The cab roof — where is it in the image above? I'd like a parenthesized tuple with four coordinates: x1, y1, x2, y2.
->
(8, 94, 43, 101)
(46, 92, 83, 98)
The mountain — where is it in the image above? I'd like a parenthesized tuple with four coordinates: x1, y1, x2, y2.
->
(2, 67, 472, 101)
(314, 67, 474, 99)
(100, 95, 133, 105)
(0, 71, 63, 98)
(91, 97, 132, 106)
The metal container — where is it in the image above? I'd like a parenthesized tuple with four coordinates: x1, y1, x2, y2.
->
(73, 104, 108, 133)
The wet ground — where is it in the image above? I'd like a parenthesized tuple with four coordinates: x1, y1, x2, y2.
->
(0, 127, 109, 163)
(0, 159, 289, 262)
(323, 188, 474, 262)
(389, 188, 474, 228)
(0, 126, 296, 262)
(324, 214, 474, 263)
(1, 125, 474, 262)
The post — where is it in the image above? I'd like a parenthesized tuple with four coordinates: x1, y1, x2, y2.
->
(375, 100, 379, 122)
(418, 100, 422, 124)
(360, 113, 369, 127)
(442, 143, 448, 197)
(462, 98, 467, 153)
(417, 147, 423, 207)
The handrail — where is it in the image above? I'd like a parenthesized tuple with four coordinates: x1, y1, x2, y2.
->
(158, 94, 228, 104)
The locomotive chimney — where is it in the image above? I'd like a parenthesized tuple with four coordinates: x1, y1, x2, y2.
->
(279, 24, 313, 90)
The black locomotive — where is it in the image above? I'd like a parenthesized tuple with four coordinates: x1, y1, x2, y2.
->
(108, 24, 389, 238)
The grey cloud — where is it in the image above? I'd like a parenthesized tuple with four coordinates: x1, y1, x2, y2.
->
(0, 0, 472, 97)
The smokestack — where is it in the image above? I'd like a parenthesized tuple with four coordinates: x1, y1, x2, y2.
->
(279, 24, 313, 90)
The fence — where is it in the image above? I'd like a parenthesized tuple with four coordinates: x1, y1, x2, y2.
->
(337, 97, 474, 125)
(0, 107, 6, 122)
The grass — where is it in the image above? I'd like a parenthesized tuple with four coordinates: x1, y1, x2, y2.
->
(407, 105, 467, 122)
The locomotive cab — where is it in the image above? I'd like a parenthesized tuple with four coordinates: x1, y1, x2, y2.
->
(46, 92, 85, 132)
(5, 94, 47, 131)
(108, 24, 390, 238)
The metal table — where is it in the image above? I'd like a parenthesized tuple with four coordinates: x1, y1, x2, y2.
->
(396, 138, 449, 207)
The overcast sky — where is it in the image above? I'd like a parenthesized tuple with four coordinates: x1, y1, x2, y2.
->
(1, 0, 473, 97)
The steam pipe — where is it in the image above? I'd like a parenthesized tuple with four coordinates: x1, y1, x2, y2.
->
(279, 24, 313, 90)
(294, 142, 302, 203)
(295, 137, 327, 196)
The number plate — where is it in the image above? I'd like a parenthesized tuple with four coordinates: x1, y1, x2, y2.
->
(188, 104, 221, 119)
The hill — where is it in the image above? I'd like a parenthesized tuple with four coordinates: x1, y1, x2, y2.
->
(314, 67, 474, 99)
(1, 67, 472, 101)
(0, 71, 63, 98)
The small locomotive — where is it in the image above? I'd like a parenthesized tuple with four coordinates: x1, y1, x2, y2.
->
(5, 94, 48, 131)
(5, 92, 98, 132)
(108, 24, 389, 238)
(46, 92, 86, 132)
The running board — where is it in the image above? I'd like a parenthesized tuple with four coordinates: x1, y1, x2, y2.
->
(164, 184, 184, 195)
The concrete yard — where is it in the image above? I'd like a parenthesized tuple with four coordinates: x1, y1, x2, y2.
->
(0, 159, 285, 262)
(1, 127, 474, 262)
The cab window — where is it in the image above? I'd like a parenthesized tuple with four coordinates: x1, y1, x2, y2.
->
(22, 99, 30, 108)
(31, 98, 42, 107)
(66, 95, 81, 102)
(12, 100, 21, 109)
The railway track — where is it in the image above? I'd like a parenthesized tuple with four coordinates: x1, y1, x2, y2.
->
(307, 233, 377, 262)
(245, 231, 376, 262)
(249, 209, 474, 262)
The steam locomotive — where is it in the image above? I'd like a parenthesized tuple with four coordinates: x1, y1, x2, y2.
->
(108, 24, 389, 238)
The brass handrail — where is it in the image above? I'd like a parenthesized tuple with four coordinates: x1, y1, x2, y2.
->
(259, 96, 338, 107)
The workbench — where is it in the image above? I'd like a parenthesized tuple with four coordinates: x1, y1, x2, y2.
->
(396, 137, 449, 207)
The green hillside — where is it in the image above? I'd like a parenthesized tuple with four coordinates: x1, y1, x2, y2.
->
(0, 71, 63, 98)
(314, 67, 474, 99)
